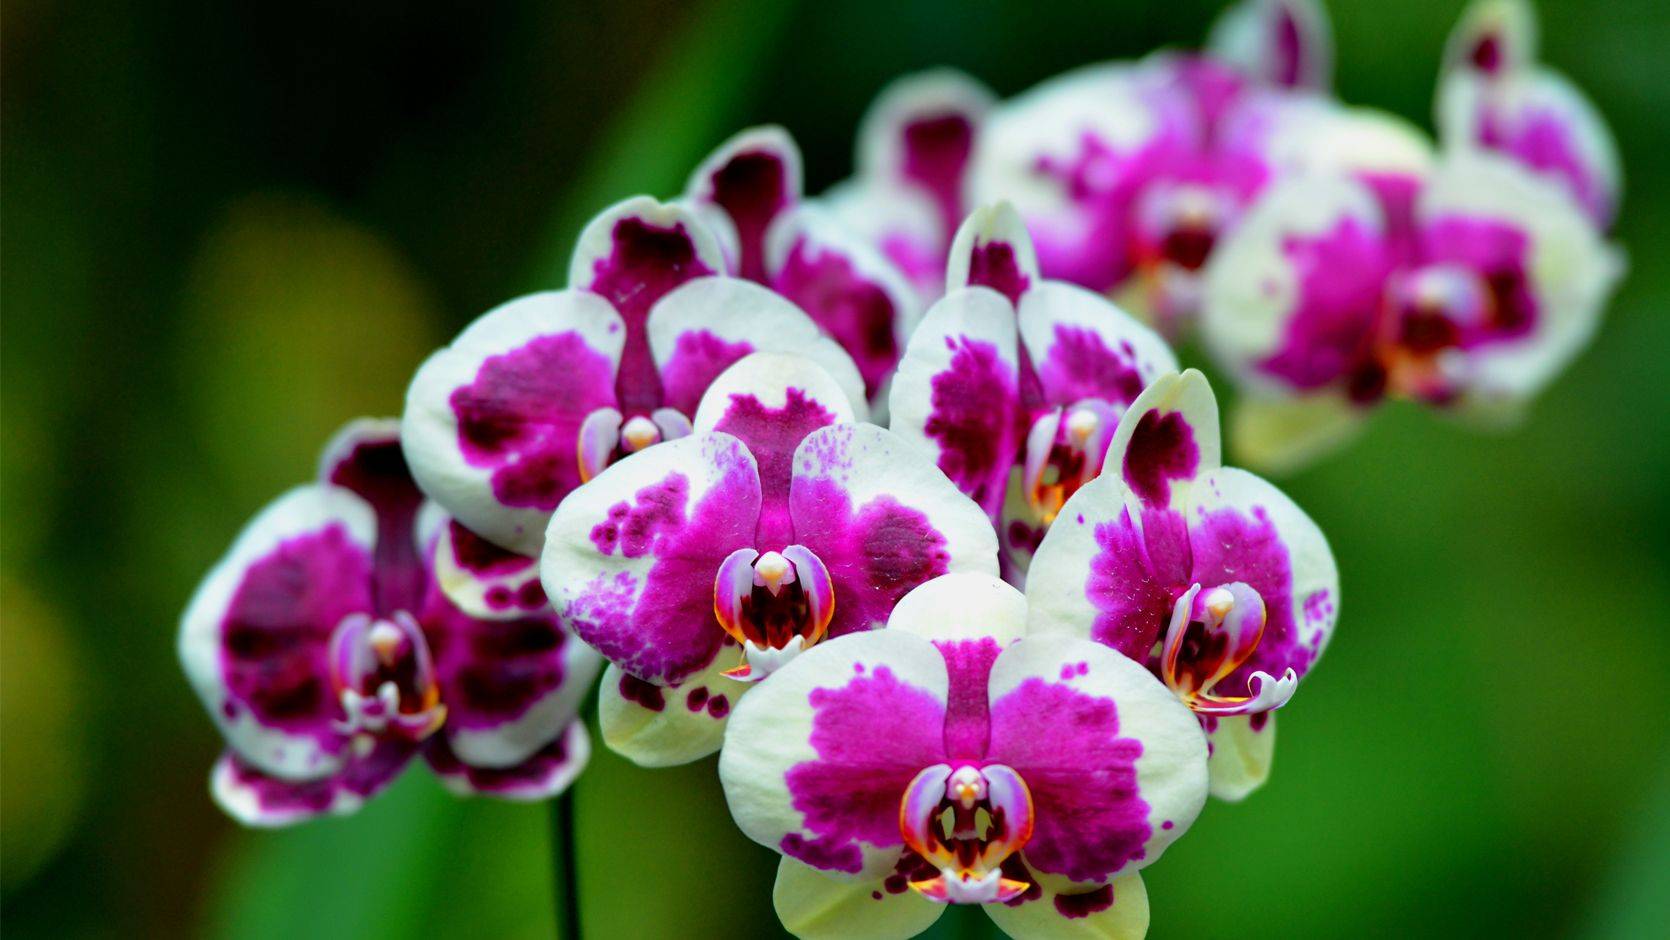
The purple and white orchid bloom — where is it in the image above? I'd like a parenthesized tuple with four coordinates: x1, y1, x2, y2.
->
(718, 572, 1207, 939)
(1026, 371, 1339, 800)
(685, 126, 922, 403)
(890, 204, 1177, 581)
(541, 352, 998, 767)
(1435, 0, 1621, 229)
(403, 195, 866, 558)
(178, 420, 601, 826)
(824, 69, 996, 304)
(1201, 151, 1622, 471)
(963, 2, 1416, 337)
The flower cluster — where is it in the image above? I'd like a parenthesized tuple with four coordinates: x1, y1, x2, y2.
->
(176, 0, 1616, 935)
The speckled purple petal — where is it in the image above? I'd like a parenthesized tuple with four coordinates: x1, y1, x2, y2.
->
(718, 629, 951, 878)
(789, 423, 1000, 640)
(418, 554, 601, 768)
(180, 486, 381, 779)
(543, 432, 761, 685)
(985, 636, 1206, 883)
(402, 290, 625, 557)
(1017, 283, 1177, 412)
(1183, 467, 1337, 698)
(888, 288, 1023, 521)
(1102, 370, 1221, 512)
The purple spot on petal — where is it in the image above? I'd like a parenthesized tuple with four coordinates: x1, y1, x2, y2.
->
(772, 239, 902, 398)
(1053, 883, 1115, 919)
(706, 694, 730, 719)
(900, 113, 977, 241)
(923, 338, 1020, 519)
(706, 149, 790, 281)
(585, 217, 717, 414)
(421, 576, 568, 730)
(452, 332, 617, 511)
(967, 242, 1030, 305)
(617, 673, 665, 713)
(782, 666, 946, 870)
(988, 677, 1150, 883)
(685, 685, 709, 712)
(589, 474, 690, 557)
(657, 329, 755, 418)
(1122, 410, 1199, 505)
(1036, 325, 1146, 408)
(936, 638, 1003, 761)
(714, 388, 838, 547)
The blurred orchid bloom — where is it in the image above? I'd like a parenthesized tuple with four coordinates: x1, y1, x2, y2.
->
(403, 196, 866, 558)
(888, 204, 1178, 580)
(823, 70, 997, 305)
(179, 420, 601, 826)
(1027, 371, 1340, 800)
(540, 353, 998, 766)
(1202, 151, 1622, 471)
(1435, 0, 1621, 229)
(718, 572, 1207, 939)
(685, 126, 922, 402)
(965, 0, 1436, 339)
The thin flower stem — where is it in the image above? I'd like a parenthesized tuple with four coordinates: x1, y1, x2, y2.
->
(552, 787, 582, 939)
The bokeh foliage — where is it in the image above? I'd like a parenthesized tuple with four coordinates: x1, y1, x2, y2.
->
(2, 0, 1666, 936)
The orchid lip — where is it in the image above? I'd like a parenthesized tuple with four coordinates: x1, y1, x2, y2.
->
(1023, 399, 1120, 525)
(577, 406, 695, 482)
(900, 763, 1035, 905)
(714, 545, 835, 681)
(1160, 582, 1296, 716)
(328, 611, 446, 742)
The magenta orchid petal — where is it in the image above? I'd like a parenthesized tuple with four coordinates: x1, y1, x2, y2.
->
(789, 423, 1000, 639)
(1018, 282, 1177, 411)
(686, 125, 803, 281)
(430, 517, 547, 620)
(211, 743, 416, 827)
(403, 290, 626, 556)
(543, 431, 760, 686)
(856, 69, 995, 246)
(766, 203, 923, 400)
(985, 635, 1206, 884)
(180, 485, 380, 780)
(695, 353, 857, 550)
(719, 629, 953, 879)
(597, 654, 743, 767)
(1442, 0, 1538, 81)
(888, 287, 1024, 521)
(721, 572, 1205, 931)
(567, 196, 727, 415)
(648, 276, 868, 420)
(945, 203, 1040, 305)
(967, 63, 1182, 295)
(425, 720, 590, 801)
(317, 418, 428, 616)
(1102, 370, 1222, 512)
(420, 561, 603, 770)
(1202, 172, 1393, 398)
(1206, 0, 1334, 91)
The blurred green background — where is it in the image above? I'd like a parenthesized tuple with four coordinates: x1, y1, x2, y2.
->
(3, 0, 1667, 936)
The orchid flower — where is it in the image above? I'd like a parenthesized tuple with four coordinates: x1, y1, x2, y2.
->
(403, 196, 866, 557)
(1201, 151, 1622, 471)
(1435, 0, 1621, 229)
(963, 1, 1430, 336)
(823, 70, 996, 305)
(888, 204, 1178, 581)
(540, 352, 998, 766)
(685, 126, 922, 402)
(718, 572, 1207, 939)
(1026, 371, 1339, 800)
(178, 420, 600, 825)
